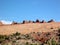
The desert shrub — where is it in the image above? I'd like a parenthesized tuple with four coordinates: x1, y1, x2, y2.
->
(48, 19, 54, 23)
(5, 36, 10, 40)
(50, 27, 53, 29)
(16, 37, 21, 40)
(33, 21, 35, 23)
(0, 35, 6, 43)
(47, 41, 50, 45)
(37, 32, 41, 36)
(12, 40, 16, 44)
(36, 19, 40, 23)
(33, 32, 35, 34)
(30, 43, 37, 45)
(58, 28, 60, 33)
(25, 42, 29, 45)
(57, 34, 60, 36)
(11, 32, 21, 39)
(58, 28, 60, 45)
(13, 32, 20, 36)
(22, 20, 25, 24)
(46, 32, 50, 37)
(25, 34, 31, 39)
(51, 38, 57, 45)
(40, 43, 44, 45)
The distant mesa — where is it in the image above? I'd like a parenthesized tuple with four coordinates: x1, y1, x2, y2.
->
(48, 19, 55, 23)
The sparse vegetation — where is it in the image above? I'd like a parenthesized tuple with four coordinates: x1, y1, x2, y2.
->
(0, 28, 60, 45)
(50, 27, 53, 29)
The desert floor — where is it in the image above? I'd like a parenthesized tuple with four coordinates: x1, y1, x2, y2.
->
(0, 22, 60, 35)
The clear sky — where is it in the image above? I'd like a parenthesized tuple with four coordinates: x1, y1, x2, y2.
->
(0, 0, 60, 22)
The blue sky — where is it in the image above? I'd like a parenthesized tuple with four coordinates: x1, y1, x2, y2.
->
(0, 0, 60, 22)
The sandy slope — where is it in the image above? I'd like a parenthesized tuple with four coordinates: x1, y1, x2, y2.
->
(0, 22, 60, 35)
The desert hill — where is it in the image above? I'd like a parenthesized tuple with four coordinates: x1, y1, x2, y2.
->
(0, 19, 60, 35)
(0, 20, 60, 35)
(0, 20, 60, 45)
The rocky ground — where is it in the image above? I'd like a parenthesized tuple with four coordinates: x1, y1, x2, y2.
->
(0, 29, 60, 45)
(0, 20, 60, 45)
(0, 22, 60, 35)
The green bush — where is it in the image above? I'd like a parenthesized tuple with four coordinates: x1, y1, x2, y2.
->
(51, 38, 57, 45)
(25, 42, 29, 45)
